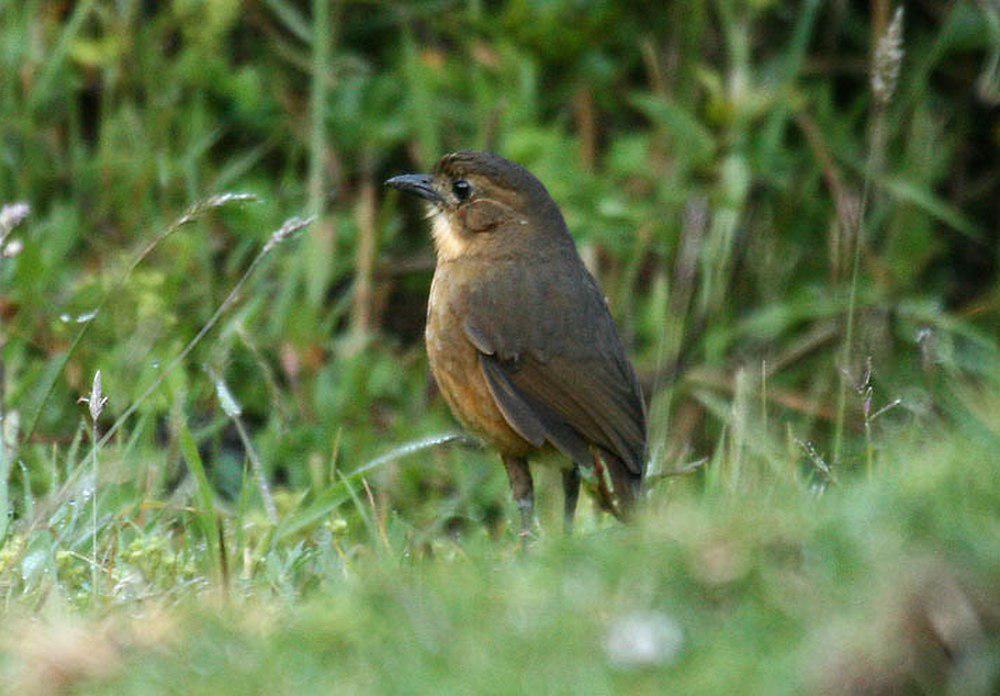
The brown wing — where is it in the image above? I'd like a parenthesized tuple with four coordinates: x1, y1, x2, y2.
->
(462, 252, 647, 488)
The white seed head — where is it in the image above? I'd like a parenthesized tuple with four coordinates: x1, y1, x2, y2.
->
(0, 202, 30, 237)
(872, 7, 905, 106)
(79, 370, 109, 422)
(204, 192, 258, 209)
(3, 238, 24, 258)
(179, 192, 258, 225)
(213, 376, 243, 418)
(263, 216, 313, 254)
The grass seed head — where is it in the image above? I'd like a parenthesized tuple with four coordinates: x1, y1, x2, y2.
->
(3, 237, 24, 258)
(872, 7, 905, 106)
(263, 215, 314, 254)
(0, 201, 30, 240)
(78, 370, 108, 423)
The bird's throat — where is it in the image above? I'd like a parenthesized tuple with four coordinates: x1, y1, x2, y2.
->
(430, 211, 468, 262)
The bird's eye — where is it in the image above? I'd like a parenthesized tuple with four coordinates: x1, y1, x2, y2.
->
(452, 179, 473, 201)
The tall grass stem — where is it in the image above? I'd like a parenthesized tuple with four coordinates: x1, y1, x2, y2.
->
(80, 370, 107, 599)
(832, 7, 903, 467)
(304, 0, 336, 307)
(22, 216, 310, 537)
(21, 194, 258, 445)
(209, 367, 279, 525)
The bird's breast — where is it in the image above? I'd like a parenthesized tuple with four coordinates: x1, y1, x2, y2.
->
(426, 265, 534, 457)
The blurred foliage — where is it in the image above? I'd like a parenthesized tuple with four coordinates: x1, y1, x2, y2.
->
(0, 4, 997, 684)
(0, 0, 994, 474)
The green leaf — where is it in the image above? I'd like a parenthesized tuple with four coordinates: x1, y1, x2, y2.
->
(881, 177, 983, 240)
(629, 92, 715, 165)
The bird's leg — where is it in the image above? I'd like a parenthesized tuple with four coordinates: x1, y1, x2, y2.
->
(591, 449, 625, 521)
(501, 455, 535, 539)
(562, 466, 581, 535)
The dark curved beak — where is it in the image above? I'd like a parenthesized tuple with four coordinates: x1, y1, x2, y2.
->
(384, 173, 443, 204)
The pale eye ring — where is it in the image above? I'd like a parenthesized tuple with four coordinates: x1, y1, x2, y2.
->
(452, 179, 473, 201)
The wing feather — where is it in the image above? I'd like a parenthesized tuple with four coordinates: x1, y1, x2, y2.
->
(464, 253, 647, 479)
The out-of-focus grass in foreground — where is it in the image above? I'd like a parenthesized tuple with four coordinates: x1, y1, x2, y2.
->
(1, 413, 997, 693)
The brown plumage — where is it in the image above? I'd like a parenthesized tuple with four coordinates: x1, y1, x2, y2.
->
(387, 151, 647, 534)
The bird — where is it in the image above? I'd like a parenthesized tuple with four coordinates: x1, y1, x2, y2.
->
(386, 151, 647, 536)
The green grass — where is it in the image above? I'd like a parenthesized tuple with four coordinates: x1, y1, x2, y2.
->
(1, 417, 997, 693)
(0, 1, 997, 692)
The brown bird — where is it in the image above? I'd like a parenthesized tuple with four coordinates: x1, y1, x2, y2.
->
(386, 151, 646, 535)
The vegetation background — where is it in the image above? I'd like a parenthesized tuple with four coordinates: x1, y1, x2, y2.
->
(0, 0, 997, 692)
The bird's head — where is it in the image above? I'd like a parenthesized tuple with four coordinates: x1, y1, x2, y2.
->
(385, 151, 568, 261)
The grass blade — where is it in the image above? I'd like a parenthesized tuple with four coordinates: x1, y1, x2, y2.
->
(178, 416, 221, 582)
(275, 433, 474, 540)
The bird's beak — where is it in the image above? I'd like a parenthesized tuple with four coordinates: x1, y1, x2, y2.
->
(384, 173, 443, 205)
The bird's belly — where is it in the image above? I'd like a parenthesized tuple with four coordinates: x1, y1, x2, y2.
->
(426, 277, 534, 457)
